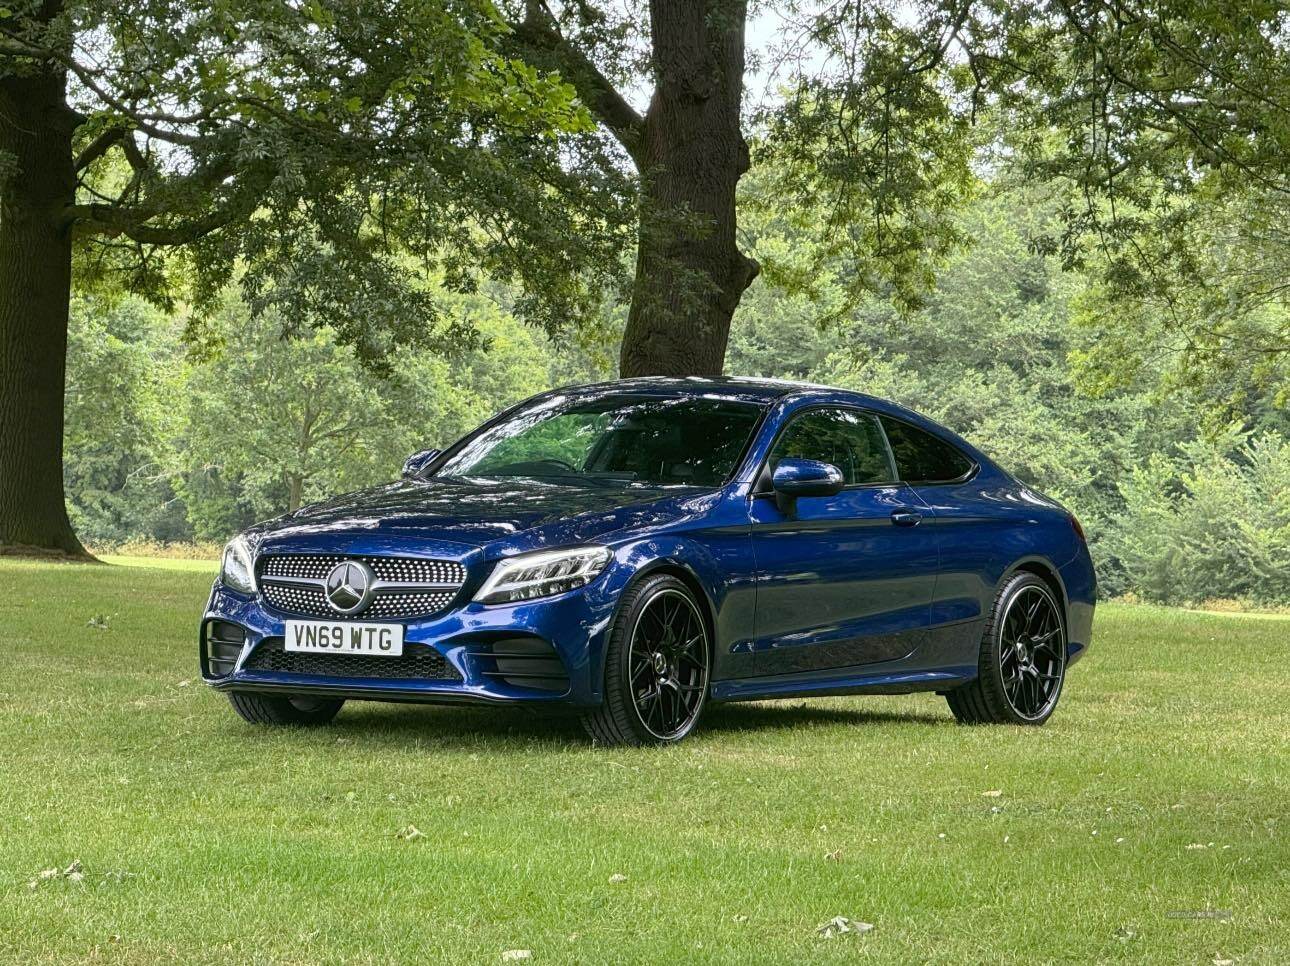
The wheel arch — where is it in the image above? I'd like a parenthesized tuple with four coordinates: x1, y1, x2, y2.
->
(1001, 556, 1069, 626)
(625, 559, 719, 664)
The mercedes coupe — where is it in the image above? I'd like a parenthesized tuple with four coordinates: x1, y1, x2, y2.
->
(200, 377, 1095, 745)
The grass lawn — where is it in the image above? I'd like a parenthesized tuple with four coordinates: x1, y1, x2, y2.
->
(94, 556, 217, 574)
(1, 559, 1285, 963)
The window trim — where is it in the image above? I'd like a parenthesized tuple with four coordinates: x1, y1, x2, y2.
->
(877, 413, 980, 487)
(753, 404, 900, 495)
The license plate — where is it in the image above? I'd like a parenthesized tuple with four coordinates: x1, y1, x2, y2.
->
(284, 620, 404, 656)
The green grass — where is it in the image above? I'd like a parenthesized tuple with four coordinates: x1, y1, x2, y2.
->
(95, 555, 218, 573)
(1, 560, 1285, 964)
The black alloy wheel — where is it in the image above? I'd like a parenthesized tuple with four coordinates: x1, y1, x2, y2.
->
(582, 574, 711, 746)
(946, 572, 1067, 725)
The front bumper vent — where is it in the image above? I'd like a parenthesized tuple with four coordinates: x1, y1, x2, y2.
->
(204, 620, 245, 677)
(243, 638, 464, 682)
(470, 637, 570, 694)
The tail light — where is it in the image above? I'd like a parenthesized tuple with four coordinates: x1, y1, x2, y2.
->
(1069, 513, 1087, 543)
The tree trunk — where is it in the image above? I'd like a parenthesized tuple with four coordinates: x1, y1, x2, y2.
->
(618, 0, 759, 378)
(0, 64, 88, 557)
(286, 473, 304, 512)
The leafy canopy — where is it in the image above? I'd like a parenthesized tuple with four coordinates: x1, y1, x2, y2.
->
(1, 0, 634, 359)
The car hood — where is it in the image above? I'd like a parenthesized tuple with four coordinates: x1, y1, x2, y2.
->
(251, 476, 718, 553)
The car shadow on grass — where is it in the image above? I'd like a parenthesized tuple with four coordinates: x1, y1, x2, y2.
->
(701, 701, 951, 734)
(273, 698, 952, 751)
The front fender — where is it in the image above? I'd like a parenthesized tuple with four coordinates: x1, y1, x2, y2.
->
(605, 527, 757, 682)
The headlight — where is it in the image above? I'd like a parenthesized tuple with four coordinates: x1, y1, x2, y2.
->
(474, 545, 612, 604)
(220, 535, 257, 594)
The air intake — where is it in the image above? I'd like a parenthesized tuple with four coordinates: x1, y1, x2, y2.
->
(204, 620, 246, 677)
(243, 638, 463, 682)
(470, 637, 570, 694)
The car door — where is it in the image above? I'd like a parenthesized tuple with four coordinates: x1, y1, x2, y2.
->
(748, 407, 941, 676)
(877, 414, 1002, 647)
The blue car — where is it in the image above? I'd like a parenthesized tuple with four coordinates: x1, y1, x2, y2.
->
(201, 377, 1095, 745)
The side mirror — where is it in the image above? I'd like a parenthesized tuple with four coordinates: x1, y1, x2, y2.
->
(401, 448, 441, 479)
(771, 457, 844, 513)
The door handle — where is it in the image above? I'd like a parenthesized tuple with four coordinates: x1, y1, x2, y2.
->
(890, 508, 923, 527)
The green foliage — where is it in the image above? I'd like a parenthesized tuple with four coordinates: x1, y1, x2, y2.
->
(1110, 431, 1290, 606)
(61, 178, 1289, 607)
(4, 0, 634, 362)
(63, 297, 188, 543)
(64, 282, 613, 540)
(1067, 188, 1290, 420)
(754, 4, 978, 314)
(183, 295, 400, 517)
(60, 156, 1290, 603)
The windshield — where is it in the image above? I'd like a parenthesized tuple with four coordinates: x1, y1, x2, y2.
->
(433, 394, 764, 487)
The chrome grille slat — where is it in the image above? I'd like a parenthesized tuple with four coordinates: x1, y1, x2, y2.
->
(257, 554, 465, 620)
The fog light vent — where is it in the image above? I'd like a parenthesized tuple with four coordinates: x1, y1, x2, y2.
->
(205, 621, 246, 677)
(472, 637, 570, 694)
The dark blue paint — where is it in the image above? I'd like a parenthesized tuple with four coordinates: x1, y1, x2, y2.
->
(201, 377, 1096, 711)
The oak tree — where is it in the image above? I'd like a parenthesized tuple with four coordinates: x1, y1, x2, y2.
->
(4, 0, 1288, 555)
(0, 0, 627, 554)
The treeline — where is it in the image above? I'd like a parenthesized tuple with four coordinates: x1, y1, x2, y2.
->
(65, 184, 1289, 606)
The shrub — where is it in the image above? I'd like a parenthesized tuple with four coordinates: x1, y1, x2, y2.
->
(1108, 431, 1290, 606)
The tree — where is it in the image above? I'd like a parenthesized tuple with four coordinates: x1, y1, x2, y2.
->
(6, 0, 1288, 557)
(1, 0, 626, 555)
(500, 0, 1290, 378)
(182, 281, 608, 524)
(63, 294, 186, 543)
(185, 300, 400, 516)
(1068, 185, 1290, 416)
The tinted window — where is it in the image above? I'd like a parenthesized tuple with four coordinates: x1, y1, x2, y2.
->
(769, 409, 894, 485)
(880, 417, 974, 484)
(435, 395, 763, 487)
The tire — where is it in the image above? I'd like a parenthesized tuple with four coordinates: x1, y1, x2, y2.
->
(946, 572, 1067, 726)
(581, 574, 712, 747)
(227, 691, 345, 726)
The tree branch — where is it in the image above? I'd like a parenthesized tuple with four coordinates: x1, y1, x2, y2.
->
(0, 35, 51, 59)
(511, 1, 644, 162)
(73, 127, 125, 173)
(64, 160, 275, 245)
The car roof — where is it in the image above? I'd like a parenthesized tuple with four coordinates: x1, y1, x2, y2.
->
(558, 375, 910, 410)
(559, 375, 834, 404)
(549, 376, 997, 472)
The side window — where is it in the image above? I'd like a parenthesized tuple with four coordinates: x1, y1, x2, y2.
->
(879, 416, 974, 484)
(769, 409, 894, 486)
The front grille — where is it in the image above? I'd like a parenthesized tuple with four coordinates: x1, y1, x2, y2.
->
(256, 553, 466, 620)
(365, 591, 459, 618)
(261, 582, 332, 616)
(259, 583, 460, 619)
(243, 638, 463, 681)
(261, 555, 465, 585)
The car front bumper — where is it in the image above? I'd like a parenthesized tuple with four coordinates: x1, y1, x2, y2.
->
(199, 578, 619, 708)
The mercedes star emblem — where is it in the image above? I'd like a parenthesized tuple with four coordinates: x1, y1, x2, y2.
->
(324, 560, 375, 614)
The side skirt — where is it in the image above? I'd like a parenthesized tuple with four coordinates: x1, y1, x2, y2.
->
(710, 665, 977, 702)
(712, 617, 984, 702)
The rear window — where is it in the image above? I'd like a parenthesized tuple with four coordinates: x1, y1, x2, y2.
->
(880, 417, 975, 485)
